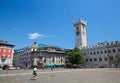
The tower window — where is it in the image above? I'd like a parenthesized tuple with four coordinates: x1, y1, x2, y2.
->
(76, 31, 80, 35)
(76, 27, 79, 32)
(76, 27, 80, 35)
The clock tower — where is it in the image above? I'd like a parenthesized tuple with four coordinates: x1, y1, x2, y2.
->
(73, 18, 87, 48)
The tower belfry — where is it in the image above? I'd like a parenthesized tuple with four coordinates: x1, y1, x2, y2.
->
(73, 18, 87, 48)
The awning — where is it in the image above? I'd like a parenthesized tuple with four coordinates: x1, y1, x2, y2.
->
(55, 64, 62, 66)
(44, 63, 55, 67)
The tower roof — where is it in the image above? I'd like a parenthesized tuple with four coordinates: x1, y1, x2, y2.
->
(73, 18, 87, 26)
(31, 42, 39, 49)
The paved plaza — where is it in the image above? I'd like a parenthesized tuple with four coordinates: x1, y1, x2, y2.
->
(0, 68, 120, 83)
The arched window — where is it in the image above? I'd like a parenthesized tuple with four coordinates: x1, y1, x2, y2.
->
(113, 49, 116, 53)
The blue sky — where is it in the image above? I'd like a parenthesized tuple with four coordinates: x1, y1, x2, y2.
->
(0, 0, 120, 49)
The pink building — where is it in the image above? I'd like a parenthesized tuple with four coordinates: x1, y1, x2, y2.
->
(0, 40, 14, 68)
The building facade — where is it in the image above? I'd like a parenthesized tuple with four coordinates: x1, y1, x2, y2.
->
(0, 40, 14, 67)
(41, 46, 66, 66)
(81, 41, 120, 68)
(13, 51, 20, 68)
(15, 42, 67, 69)
(73, 18, 120, 68)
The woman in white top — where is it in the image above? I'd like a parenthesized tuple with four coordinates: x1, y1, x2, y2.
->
(33, 66, 37, 80)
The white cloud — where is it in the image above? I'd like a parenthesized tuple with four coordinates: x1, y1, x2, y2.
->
(28, 33, 56, 39)
(28, 33, 43, 39)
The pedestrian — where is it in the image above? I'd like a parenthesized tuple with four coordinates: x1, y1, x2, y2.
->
(5, 65, 9, 73)
(51, 66, 53, 71)
(32, 65, 37, 80)
(42, 65, 44, 70)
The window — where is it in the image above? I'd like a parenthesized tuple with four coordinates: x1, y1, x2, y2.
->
(104, 50, 107, 54)
(76, 31, 80, 35)
(8, 50, 11, 53)
(101, 51, 103, 54)
(99, 58, 102, 61)
(3, 49, 6, 52)
(44, 57, 46, 63)
(97, 51, 99, 54)
(61, 58, 62, 62)
(76, 27, 80, 35)
(108, 50, 111, 53)
(8, 54, 10, 58)
(94, 58, 97, 61)
(104, 57, 107, 61)
(31, 49, 33, 51)
(90, 52, 92, 55)
(118, 48, 120, 52)
(109, 56, 113, 61)
(26, 52, 28, 55)
(94, 52, 96, 55)
(113, 49, 116, 53)
(52, 57, 54, 63)
(90, 58, 92, 62)
(84, 53, 86, 55)
(35, 49, 37, 51)
(86, 59, 88, 62)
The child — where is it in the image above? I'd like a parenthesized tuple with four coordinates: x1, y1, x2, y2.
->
(33, 66, 37, 80)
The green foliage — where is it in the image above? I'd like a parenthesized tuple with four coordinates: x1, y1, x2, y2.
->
(67, 47, 84, 64)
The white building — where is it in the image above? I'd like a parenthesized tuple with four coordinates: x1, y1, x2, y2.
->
(15, 42, 67, 69)
(73, 19, 120, 68)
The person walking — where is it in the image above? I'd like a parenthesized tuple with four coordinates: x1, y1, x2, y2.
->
(32, 65, 37, 80)
(3, 65, 9, 73)
(5, 65, 9, 73)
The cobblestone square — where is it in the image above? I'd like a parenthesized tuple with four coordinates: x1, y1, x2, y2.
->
(0, 68, 120, 83)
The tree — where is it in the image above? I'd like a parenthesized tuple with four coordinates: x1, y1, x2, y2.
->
(67, 47, 84, 65)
